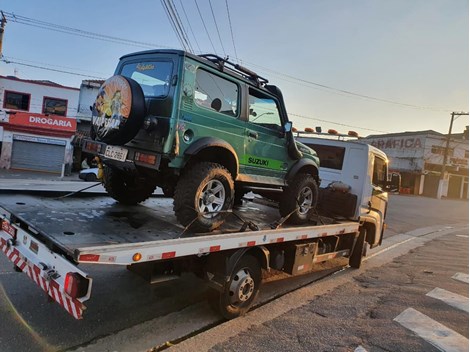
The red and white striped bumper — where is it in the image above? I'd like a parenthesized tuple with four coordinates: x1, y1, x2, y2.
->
(0, 222, 91, 320)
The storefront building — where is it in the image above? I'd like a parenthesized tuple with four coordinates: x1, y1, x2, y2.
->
(0, 75, 79, 174)
(72, 79, 103, 171)
(362, 130, 469, 199)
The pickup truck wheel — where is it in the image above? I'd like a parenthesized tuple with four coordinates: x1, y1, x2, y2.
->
(85, 173, 97, 182)
(91, 75, 146, 145)
(216, 255, 261, 319)
(279, 173, 318, 224)
(174, 162, 234, 232)
(349, 228, 366, 269)
(103, 166, 157, 205)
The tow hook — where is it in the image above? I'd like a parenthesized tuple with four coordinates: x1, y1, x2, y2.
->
(45, 269, 60, 281)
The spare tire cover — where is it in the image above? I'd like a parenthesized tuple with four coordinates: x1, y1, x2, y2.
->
(92, 75, 146, 145)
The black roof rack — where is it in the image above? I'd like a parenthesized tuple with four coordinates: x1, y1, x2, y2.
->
(198, 54, 269, 87)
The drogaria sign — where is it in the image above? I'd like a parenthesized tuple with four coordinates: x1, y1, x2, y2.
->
(6, 112, 77, 132)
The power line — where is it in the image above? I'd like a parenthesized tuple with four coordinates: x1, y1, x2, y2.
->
(4, 11, 455, 113)
(3, 56, 108, 76)
(208, 0, 226, 56)
(3, 11, 173, 49)
(245, 60, 453, 113)
(160, 0, 189, 52)
(168, 0, 194, 53)
(1, 58, 105, 79)
(178, 0, 202, 53)
(289, 112, 389, 134)
(194, 0, 218, 54)
(225, 0, 239, 62)
(165, 0, 194, 53)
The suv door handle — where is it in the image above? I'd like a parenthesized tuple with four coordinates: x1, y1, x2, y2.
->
(248, 131, 258, 139)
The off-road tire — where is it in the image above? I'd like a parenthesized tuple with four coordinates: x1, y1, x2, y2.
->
(174, 162, 234, 232)
(279, 173, 318, 224)
(214, 255, 261, 320)
(103, 166, 157, 205)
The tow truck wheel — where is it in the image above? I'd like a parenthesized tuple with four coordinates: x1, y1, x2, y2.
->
(216, 255, 261, 319)
(279, 173, 318, 224)
(103, 166, 157, 205)
(174, 162, 234, 232)
(349, 228, 366, 269)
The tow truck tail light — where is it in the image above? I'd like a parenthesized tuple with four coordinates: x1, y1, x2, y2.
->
(2, 220, 17, 239)
(134, 152, 157, 165)
(64, 272, 89, 299)
(83, 140, 103, 153)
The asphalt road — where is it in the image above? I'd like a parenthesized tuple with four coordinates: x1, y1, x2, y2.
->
(205, 228, 469, 352)
(0, 194, 467, 352)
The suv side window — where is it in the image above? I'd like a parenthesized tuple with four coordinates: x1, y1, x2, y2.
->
(373, 156, 388, 188)
(194, 69, 238, 117)
(248, 88, 282, 131)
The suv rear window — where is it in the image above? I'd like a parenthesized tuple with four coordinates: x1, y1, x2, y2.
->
(302, 143, 345, 170)
(120, 61, 173, 98)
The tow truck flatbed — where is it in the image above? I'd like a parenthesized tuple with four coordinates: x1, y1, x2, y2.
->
(0, 194, 358, 265)
(0, 194, 360, 319)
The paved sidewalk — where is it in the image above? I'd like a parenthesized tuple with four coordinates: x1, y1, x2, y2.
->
(0, 168, 80, 181)
(172, 229, 469, 352)
(0, 168, 105, 193)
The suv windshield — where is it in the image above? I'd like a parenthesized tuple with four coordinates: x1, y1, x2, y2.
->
(120, 61, 173, 98)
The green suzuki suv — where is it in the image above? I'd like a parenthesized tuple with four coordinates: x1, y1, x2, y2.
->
(83, 50, 320, 232)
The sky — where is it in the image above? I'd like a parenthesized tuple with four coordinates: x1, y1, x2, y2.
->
(0, 0, 468, 137)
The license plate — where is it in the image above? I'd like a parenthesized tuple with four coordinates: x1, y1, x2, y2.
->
(104, 146, 128, 162)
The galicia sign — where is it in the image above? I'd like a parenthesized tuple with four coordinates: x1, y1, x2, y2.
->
(7, 112, 77, 132)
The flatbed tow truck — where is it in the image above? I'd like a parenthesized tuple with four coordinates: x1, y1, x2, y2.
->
(0, 133, 389, 320)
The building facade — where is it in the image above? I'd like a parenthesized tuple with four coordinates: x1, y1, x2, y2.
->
(71, 79, 103, 170)
(362, 130, 469, 199)
(0, 75, 79, 174)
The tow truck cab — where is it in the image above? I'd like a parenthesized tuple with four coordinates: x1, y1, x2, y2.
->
(296, 135, 389, 248)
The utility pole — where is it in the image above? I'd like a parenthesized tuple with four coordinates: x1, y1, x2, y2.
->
(0, 11, 6, 58)
(437, 111, 469, 199)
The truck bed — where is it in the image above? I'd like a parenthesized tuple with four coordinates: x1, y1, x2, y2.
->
(0, 194, 270, 252)
(0, 194, 358, 265)
(0, 193, 359, 319)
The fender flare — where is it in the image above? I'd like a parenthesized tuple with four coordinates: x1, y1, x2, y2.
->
(359, 216, 379, 248)
(184, 137, 239, 175)
(225, 247, 270, 277)
(184, 137, 240, 175)
(286, 158, 319, 183)
(204, 247, 270, 292)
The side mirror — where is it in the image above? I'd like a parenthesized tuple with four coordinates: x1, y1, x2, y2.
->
(284, 121, 293, 133)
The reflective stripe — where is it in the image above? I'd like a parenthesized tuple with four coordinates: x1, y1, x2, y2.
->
(0, 238, 84, 319)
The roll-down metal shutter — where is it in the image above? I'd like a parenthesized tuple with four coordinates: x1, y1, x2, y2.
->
(11, 140, 65, 173)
